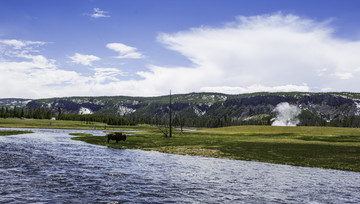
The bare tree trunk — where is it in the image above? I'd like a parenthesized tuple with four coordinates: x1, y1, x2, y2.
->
(169, 90, 172, 137)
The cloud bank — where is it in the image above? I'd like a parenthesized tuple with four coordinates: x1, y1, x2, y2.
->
(155, 13, 360, 94)
(1, 13, 360, 98)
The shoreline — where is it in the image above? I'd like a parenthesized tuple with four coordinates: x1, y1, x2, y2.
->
(1, 118, 360, 172)
(71, 126, 360, 172)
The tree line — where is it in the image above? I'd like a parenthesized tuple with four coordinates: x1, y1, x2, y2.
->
(126, 111, 360, 128)
(0, 106, 53, 119)
(59, 113, 134, 126)
(0, 106, 134, 126)
(1, 105, 360, 128)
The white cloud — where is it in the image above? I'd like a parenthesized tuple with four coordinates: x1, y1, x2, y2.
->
(93, 68, 127, 83)
(0, 39, 132, 98)
(149, 13, 360, 95)
(106, 43, 144, 59)
(0, 39, 55, 71)
(68, 53, 100, 66)
(0, 39, 87, 98)
(2, 13, 360, 98)
(91, 8, 110, 18)
(200, 84, 310, 94)
(330, 72, 354, 80)
(0, 39, 46, 49)
(321, 87, 334, 92)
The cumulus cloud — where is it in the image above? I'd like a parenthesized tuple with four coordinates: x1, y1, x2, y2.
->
(106, 43, 145, 59)
(137, 13, 360, 94)
(0, 39, 55, 71)
(0, 39, 87, 98)
(2, 13, 360, 98)
(68, 53, 100, 66)
(0, 39, 134, 98)
(91, 8, 110, 18)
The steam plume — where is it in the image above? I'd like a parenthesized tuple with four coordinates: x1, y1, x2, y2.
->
(272, 102, 301, 126)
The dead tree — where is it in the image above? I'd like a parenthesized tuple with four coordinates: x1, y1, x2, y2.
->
(169, 90, 172, 137)
(158, 90, 173, 138)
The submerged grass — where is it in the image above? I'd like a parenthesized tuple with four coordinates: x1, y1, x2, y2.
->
(72, 125, 360, 172)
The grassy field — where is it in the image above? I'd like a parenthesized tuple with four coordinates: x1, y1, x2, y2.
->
(72, 125, 360, 172)
(1, 118, 360, 172)
(0, 118, 113, 130)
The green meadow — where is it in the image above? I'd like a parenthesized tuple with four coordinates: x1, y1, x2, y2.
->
(0, 118, 111, 130)
(1, 118, 360, 172)
(72, 125, 360, 172)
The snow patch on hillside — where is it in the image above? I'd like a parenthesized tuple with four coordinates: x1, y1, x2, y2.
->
(193, 106, 206, 116)
(201, 95, 227, 107)
(355, 100, 360, 116)
(79, 107, 93, 115)
(72, 99, 87, 103)
(93, 99, 105, 105)
(117, 106, 136, 116)
(23, 100, 32, 104)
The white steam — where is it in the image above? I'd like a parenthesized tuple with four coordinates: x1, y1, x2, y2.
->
(272, 102, 301, 126)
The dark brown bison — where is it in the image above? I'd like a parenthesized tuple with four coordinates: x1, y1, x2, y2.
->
(107, 132, 127, 143)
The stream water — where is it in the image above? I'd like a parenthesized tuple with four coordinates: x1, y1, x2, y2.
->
(0, 128, 359, 203)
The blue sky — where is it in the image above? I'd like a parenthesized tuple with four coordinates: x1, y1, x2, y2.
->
(1, 0, 360, 98)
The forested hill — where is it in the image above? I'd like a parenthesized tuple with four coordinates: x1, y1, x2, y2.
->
(1, 92, 360, 127)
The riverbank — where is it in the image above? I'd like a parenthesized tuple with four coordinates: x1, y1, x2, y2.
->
(2, 128, 359, 203)
(72, 125, 360, 172)
(1, 118, 360, 172)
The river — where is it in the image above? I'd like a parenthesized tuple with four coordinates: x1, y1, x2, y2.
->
(0, 128, 359, 203)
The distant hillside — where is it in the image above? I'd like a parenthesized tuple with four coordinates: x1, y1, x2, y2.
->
(1, 92, 360, 127)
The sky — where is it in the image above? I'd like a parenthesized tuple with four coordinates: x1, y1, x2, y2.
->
(1, 0, 360, 99)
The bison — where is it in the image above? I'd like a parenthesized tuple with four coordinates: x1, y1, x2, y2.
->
(107, 132, 127, 143)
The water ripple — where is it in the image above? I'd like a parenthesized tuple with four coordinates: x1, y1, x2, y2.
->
(0, 128, 360, 203)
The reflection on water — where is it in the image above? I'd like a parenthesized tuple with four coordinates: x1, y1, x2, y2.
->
(1, 128, 360, 203)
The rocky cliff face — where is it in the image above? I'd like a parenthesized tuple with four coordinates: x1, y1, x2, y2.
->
(1, 92, 360, 123)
